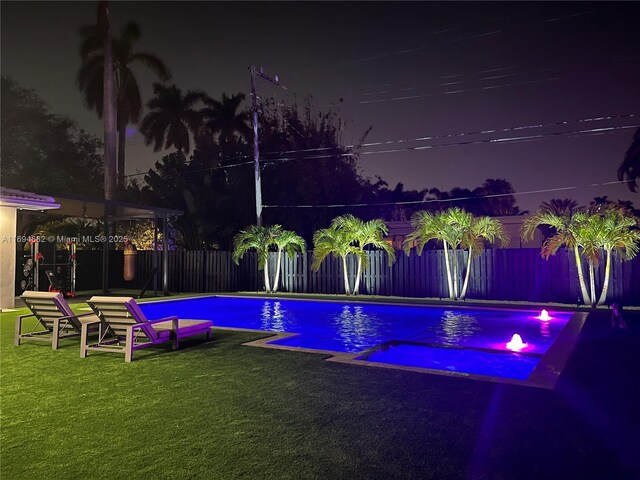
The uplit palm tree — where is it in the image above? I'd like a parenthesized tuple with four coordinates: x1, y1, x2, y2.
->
(459, 216, 509, 299)
(618, 127, 640, 192)
(522, 211, 591, 304)
(593, 211, 639, 305)
(77, 20, 171, 189)
(404, 210, 460, 299)
(200, 93, 252, 148)
(272, 229, 306, 293)
(332, 214, 396, 295)
(312, 226, 359, 295)
(139, 83, 208, 153)
(232, 225, 277, 293)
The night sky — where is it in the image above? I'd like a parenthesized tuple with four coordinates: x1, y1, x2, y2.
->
(2, 1, 640, 212)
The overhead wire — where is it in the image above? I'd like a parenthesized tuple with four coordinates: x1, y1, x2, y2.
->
(262, 180, 634, 209)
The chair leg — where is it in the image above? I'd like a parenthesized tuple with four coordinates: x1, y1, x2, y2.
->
(52, 318, 60, 350)
(14, 316, 22, 346)
(206, 329, 212, 341)
(80, 323, 89, 358)
(125, 328, 134, 362)
(172, 334, 179, 350)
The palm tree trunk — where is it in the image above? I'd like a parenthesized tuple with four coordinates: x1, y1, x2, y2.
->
(117, 118, 126, 191)
(588, 263, 596, 307)
(273, 248, 283, 293)
(342, 255, 351, 295)
(460, 248, 473, 299)
(353, 255, 363, 295)
(574, 246, 590, 304)
(597, 249, 612, 306)
(442, 241, 454, 299)
(263, 259, 271, 293)
(452, 249, 459, 299)
(99, 1, 116, 203)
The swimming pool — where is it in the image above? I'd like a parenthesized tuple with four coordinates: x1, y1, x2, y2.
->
(139, 296, 584, 388)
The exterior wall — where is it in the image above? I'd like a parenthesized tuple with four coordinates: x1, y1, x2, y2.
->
(0, 207, 17, 309)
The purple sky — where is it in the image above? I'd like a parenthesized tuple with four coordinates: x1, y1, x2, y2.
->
(2, 1, 640, 212)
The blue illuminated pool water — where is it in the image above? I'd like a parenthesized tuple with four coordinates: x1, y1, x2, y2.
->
(139, 296, 573, 381)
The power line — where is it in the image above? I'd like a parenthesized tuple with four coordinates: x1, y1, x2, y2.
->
(123, 121, 639, 179)
(262, 180, 634, 209)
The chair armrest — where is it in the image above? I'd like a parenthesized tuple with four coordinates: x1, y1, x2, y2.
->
(18, 313, 36, 320)
(145, 316, 179, 324)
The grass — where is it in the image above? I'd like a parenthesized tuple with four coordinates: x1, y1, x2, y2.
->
(2, 300, 639, 479)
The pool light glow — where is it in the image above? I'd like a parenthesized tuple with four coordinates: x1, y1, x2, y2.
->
(506, 333, 528, 351)
(536, 309, 552, 321)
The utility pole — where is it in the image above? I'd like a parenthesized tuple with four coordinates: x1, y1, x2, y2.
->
(249, 65, 287, 227)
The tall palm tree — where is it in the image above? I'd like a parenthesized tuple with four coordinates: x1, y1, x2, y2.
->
(312, 226, 359, 295)
(459, 216, 509, 299)
(332, 215, 396, 295)
(272, 229, 306, 293)
(522, 211, 591, 304)
(404, 210, 460, 299)
(596, 210, 640, 305)
(139, 83, 208, 153)
(200, 93, 252, 149)
(77, 20, 171, 189)
(618, 127, 640, 192)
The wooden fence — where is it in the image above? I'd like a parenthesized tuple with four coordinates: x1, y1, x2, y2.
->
(76, 248, 640, 305)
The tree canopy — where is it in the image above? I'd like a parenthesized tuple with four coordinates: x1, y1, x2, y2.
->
(1, 76, 103, 196)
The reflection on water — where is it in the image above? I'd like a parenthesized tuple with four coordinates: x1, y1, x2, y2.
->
(260, 301, 291, 331)
(433, 310, 481, 346)
(539, 319, 551, 339)
(333, 305, 384, 352)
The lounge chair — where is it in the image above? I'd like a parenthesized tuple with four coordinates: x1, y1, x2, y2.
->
(17, 291, 100, 349)
(83, 296, 213, 362)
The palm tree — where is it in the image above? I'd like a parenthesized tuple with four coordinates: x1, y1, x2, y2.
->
(594, 211, 640, 305)
(404, 210, 460, 299)
(332, 215, 396, 295)
(200, 93, 252, 148)
(139, 83, 208, 153)
(312, 226, 359, 295)
(459, 216, 509, 299)
(522, 211, 591, 305)
(540, 198, 579, 216)
(232, 225, 275, 293)
(77, 20, 171, 189)
(272, 229, 306, 293)
(618, 127, 640, 192)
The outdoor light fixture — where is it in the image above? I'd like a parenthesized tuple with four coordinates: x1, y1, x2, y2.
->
(506, 334, 527, 351)
(536, 309, 552, 321)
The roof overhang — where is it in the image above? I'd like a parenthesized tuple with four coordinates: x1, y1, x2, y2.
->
(0, 187, 61, 211)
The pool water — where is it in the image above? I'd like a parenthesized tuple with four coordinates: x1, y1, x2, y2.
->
(139, 296, 573, 381)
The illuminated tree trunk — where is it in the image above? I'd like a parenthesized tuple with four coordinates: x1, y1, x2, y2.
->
(452, 249, 459, 299)
(597, 249, 612, 306)
(460, 248, 473, 299)
(588, 263, 596, 307)
(574, 246, 590, 304)
(353, 255, 363, 295)
(272, 248, 283, 293)
(263, 260, 271, 293)
(442, 241, 454, 299)
(342, 256, 351, 295)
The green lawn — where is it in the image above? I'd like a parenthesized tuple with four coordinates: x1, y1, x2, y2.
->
(1, 302, 639, 479)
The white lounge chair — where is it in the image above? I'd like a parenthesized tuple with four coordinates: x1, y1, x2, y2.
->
(17, 291, 100, 350)
(83, 296, 213, 362)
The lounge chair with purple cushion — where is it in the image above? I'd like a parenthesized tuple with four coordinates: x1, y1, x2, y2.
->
(83, 296, 213, 362)
(17, 291, 100, 350)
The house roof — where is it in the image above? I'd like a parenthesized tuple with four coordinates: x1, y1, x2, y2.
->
(0, 187, 60, 211)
